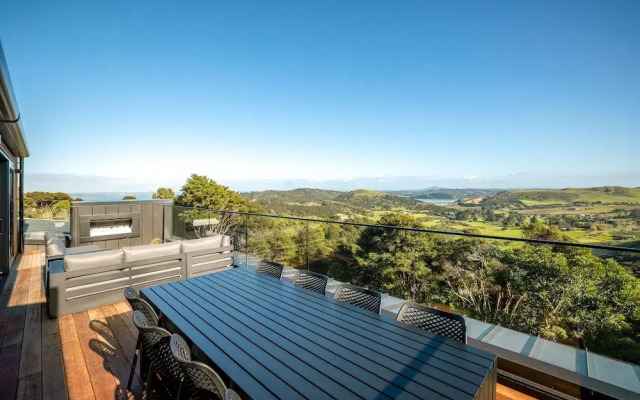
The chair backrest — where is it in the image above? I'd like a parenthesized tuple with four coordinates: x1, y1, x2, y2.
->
(132, 311, 171, 359)
(132, 311, 182, 391)
(396, 302, 467, 343)
(291, 270, 328, 294)
(254, 260, 284, 279)
(225, 388, 242, 400)
(333, 284, 382, 314)
(124, 286, 159, 325)
(170, 334, 227, 400)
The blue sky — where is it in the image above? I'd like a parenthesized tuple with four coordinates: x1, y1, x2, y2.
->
(1, 1, 639, 192)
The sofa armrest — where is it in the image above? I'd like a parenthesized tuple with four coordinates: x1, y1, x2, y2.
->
(47, 259, 66, 318)
(45, 255, 63, 295)
(46, 253, 65, 262)
(185, 244, 234, 277)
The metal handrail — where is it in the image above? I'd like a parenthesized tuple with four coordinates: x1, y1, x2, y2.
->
(169, 205, 640, 254)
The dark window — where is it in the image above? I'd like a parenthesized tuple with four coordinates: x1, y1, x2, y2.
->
(8, 162, 14, 257)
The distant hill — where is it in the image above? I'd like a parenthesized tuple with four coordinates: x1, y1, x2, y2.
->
(241, 188, 446, 217)
(240, 186, 640, 217)
(482, 186, 640, 207)
(335, 189, 445, 211)
(242, 188, 343, 204)
(386, 188, 503, 200)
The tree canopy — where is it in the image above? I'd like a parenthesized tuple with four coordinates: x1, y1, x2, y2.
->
(53, 200, 71, 211)
(175, 174, 261, 212)
(172, 174, 263, 239)
(152, 187, 176, 200)
(25, 191, 73, 208)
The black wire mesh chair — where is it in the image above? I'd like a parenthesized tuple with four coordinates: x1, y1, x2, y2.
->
(396, 301, 467, 343)
(291, 270, 329, 294)
(130, 311, 183, 399)
(333, 284, 382, 314)
(124, 286, 160, 325)
(170, 334, 228, 400)
(125, 286, 162, 393)
(253, 260, 284, 280)
(225, 389, 242, 400)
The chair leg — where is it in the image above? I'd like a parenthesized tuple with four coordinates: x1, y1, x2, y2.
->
(176, 379, 183, 400)
(127, 335, 141, 389)
(144, 361, 155, 398)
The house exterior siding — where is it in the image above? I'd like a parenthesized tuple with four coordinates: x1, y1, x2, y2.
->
(1, 39, 28, 275)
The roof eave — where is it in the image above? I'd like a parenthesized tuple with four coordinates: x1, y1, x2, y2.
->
(0, 39, 29, 158)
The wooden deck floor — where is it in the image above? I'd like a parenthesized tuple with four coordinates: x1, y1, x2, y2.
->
(0, 251, 535, 400)
(0, 251, 142, 400)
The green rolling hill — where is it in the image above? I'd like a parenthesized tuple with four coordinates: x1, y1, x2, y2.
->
(482, 186, 640, 207)
(241, 188, 446, 217)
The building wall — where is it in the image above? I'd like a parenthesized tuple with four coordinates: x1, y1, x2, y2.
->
(70, 200, 172, 249)
(12, 155, 18, 258)
(0, 139, 20, 273)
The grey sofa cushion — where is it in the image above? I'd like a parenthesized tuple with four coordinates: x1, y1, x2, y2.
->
(123, 241, 182, 262)
(46, 238, 66, 257)
(181, 235, 231, 253)
(66, 245, 104, 256)
(64, 249, 124, 271)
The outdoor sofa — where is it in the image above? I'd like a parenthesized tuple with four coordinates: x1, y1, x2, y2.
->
(43, 232, 104, 295)
(45, 234, 233, 317)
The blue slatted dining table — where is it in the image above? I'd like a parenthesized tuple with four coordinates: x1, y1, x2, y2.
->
(141, 267, 497, 400)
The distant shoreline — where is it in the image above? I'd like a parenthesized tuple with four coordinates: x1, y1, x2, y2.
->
(69, 192, 153, 202)
(415, 198, 457, 204)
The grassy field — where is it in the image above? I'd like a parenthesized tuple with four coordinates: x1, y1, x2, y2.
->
(447, 221, 525, 238)
(522, 199, 565, 206)
(367, 207, 638, 245)
(388, 188, 640, 246)
(504, 187, 640, 206)
(524, 204, 640, 215)
(247, 186, 640, 250)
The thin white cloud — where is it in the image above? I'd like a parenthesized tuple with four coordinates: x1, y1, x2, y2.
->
(25, 172, 640, 193)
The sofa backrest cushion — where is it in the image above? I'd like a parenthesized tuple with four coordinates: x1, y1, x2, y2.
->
(46, 237, 66, 258)
(44, 231, 57, 246)
(181, 234, 231, 253)
(123, 241, 182, 263)
(64, 249, 124, 271)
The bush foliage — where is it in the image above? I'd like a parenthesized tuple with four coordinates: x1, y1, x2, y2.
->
(25, 192, 73, 220)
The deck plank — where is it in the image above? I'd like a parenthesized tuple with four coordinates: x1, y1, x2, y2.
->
(0, 254, 30, 400)
(102, 304, 141, 382)
(0, 343, 21, 400)
(19, 261, 43, 379)
(16, 372, 42, 400)
(2, 268, 29, 348)
(0, 254, 20, 350)
(58, 315, 96, 400)
(88, 306, 142, 399)
(112, 302, 137, 339)
(41, 303, 68, 400)
(73, 311, 122, 400)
